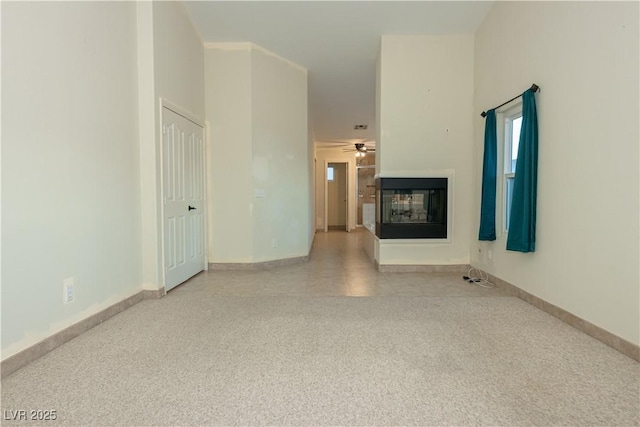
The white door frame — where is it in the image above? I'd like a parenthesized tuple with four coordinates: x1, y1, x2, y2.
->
(324, 160, 349, 233)
(159, 98, 207, 291)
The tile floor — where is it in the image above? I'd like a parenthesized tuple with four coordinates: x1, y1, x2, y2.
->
(172, 230, 505, 298)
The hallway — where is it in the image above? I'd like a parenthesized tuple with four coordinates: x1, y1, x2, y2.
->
(179, 230, 504, 298)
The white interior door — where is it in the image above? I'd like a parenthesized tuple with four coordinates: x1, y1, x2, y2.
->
(162, 107, 205, 291)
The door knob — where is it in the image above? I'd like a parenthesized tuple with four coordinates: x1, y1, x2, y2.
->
(188, 206, 196, 211)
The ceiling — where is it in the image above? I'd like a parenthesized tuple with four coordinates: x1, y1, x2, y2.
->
(183, 1, 493, 148)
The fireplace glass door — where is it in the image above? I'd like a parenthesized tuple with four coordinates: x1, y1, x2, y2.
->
(375, 178, 448, 239)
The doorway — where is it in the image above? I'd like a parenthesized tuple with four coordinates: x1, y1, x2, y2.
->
(161, 106, 206, 291)
(326, 162, 348, 232)
(356, 165, 376, 226)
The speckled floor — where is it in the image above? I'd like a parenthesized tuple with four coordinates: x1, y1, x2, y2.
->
(2, 231, 639, 426)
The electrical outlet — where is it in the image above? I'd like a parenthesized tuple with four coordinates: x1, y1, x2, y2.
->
(271, 238, 278, 248)
(63, 277, 74, 304)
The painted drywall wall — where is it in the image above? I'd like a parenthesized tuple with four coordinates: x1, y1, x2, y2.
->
(308, 85, 316, 249)
(473, 2, 639, 344)
(314, 148, 358, 231)
(153, 2, 205, 122)
(251, 48, 310, 262)
(205, 44, 310, 263)
(375, 51, 382, 177)
(136, 2, 159, 291)
(205, 45, 253, 262)
(377, 35, 474, 265)
(1, 2, 142, 358)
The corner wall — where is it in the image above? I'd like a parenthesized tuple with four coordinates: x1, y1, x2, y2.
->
(473, 1, 639, 345)
(251, 48, 310, 262)
(153, 2, 205, 121)
(205, 44, 310, 264)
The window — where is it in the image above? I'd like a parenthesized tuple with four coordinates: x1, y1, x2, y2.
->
(327, 166, 334, 181)
(503, 110, 522, 231)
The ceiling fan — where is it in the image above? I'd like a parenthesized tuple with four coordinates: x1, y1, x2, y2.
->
(342, 142, 376, 158)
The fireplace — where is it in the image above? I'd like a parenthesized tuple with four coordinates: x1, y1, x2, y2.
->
(375, 177, 448, 239)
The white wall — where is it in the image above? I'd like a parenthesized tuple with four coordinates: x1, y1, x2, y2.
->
(308, 84, 316, 249)
(153, 2, 205, 121)
(473, 2, 639, 344)
(377, 35, 475, 265)
(136, 1, 158, 290)
(205, 44, 310, 263)
(251, 48, 310, 261)
(375, 51, 382, 177)
(1, 2, 142, 358)
(205, 45, 253, 262)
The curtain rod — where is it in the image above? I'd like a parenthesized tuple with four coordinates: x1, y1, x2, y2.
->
(480, 83, 539, 118)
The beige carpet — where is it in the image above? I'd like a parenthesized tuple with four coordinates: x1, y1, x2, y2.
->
(2, 292, 639, 426)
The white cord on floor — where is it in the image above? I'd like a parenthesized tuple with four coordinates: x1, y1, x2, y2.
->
(465, 266, 495, 288)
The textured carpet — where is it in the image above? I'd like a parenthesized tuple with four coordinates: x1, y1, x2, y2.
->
(1, 294, 638, 426)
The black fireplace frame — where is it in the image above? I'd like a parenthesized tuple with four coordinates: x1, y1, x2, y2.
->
(375, 177, 448, 239)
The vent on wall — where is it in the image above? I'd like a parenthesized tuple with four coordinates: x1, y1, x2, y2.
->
(354, 124, 368, 130)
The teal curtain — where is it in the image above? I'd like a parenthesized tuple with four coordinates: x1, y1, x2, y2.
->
(478, 109, 497, 241)
(506, 89, 538, 252)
